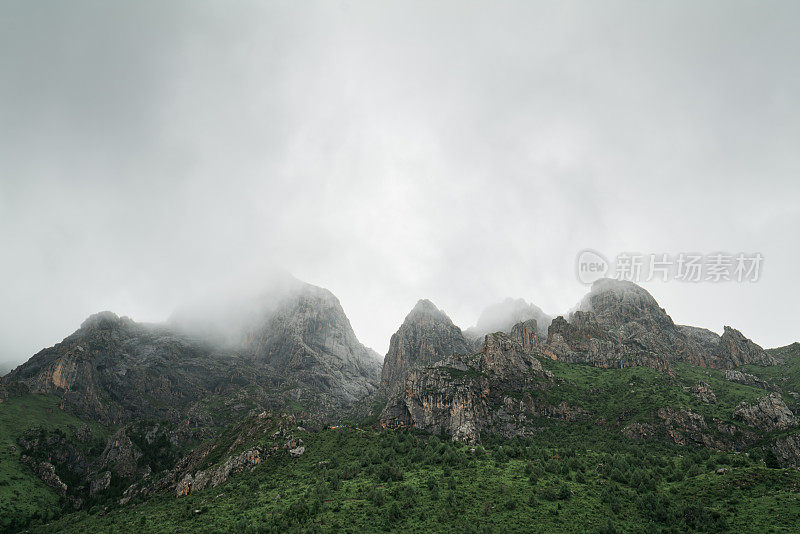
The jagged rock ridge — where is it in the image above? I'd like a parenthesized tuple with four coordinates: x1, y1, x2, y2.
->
(380, 278, 782, 443)
(545, 278, 777, 370)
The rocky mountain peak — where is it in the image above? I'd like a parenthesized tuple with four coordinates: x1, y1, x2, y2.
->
(406, 299, 450, 322)
(239, 281, 382, 403)
(79, 311, 132, 331)
(380, 300, 470, 394)
(577, 278, 674, 330)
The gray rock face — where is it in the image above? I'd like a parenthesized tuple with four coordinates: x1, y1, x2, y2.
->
(733, 393, 798, 432)
(381, 328, 553, 442)
(98, 427, 145, 479)
(377, 279, 781, 443)
(771, 434, 800, 467)
(380, 300, 471, 396)
(162, 412, 300, 498)
(176, 447, 263, 496)
(90, 471, 112, 497)
(35, 462, 68, 496)
(288, 445, 305, 458)
(242, 283, 382, 404)
(655, 407, 732, 450)
(4, 312, 281, 424)
(717, 326, 779, 367)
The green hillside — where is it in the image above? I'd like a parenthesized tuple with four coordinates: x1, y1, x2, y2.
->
(4, 350, 800, 533)
(0, 394, 106, 532)
(31, 425, 800, 533)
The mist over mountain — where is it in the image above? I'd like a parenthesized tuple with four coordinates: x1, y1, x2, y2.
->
(1, 2, 799, 532)
(464, 298, 552, 342)
(2, 272, 799, 531)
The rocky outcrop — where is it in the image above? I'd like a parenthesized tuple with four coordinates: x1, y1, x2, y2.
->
(771, 434, 800, 467)
(34, 461, 68, 496)
(380, 300, 470, 395)
(733, 393, 798, 432)
(724, 369, 774, 391)
(17, 428, 93, 482)
(545, 313, 672, 371)
(691, 381, 717, 404)
(134, 412, 303, 498)
(510, 319, 540, 353)
(89, 471, 112, 497)
(622, 422, 656, 441)
(4, 312, 258, 424)
(717, 327, 779, 367)
(381, 329, 553, 442)
(176, 447, 263, 496)
(97, 427, 145, 479)
(657, 407, 709, 446)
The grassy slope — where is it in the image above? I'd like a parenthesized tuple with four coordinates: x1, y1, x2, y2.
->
(0, 394, 106, 531)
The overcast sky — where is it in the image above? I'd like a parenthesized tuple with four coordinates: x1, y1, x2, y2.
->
(1, 1, 798, 367)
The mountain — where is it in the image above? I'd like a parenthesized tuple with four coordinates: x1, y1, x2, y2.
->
(381, 326, 555, 441)
(4, 311, 293, 426)
(238, 283, 382, 404)
(4, 279, 382, 426)
(464, 297, 551, 346)
(379, 300, 471, 396)
(546, 278, 777, 370)
(3, 276, 800, 533)
(381, 278, 783, 442)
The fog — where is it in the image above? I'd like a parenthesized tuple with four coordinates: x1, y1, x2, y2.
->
(1, 1, 799, 368)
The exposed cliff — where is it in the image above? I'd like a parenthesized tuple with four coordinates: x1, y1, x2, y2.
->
(380, 300, 470, 396)
(381, 329, 554, 442)
(241, 283, 382, 404)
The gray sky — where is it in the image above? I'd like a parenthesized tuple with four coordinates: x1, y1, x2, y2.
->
(1, 1, 799, 366)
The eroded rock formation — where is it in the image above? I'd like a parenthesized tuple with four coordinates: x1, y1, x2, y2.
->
(380, 300, 470, 396)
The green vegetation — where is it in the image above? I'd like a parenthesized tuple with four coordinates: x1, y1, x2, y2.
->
(535, 357, 764, 424)
(0, 394, 106, 532)
(5, 350, 800, 533)
(29, 424, 800, 533)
